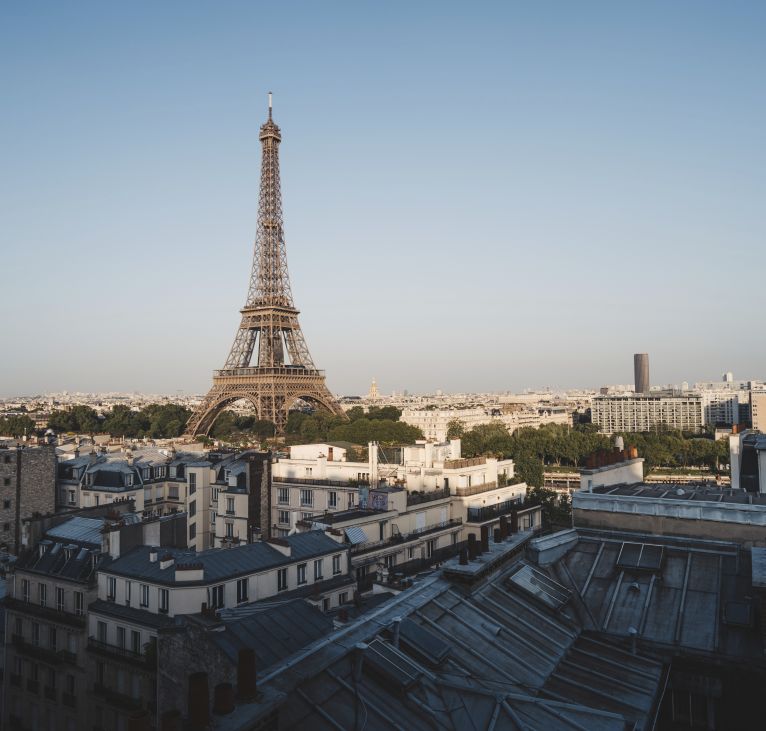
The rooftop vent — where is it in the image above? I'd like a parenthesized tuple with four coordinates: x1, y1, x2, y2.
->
(508, 564, 572, 611)
(364, 638, 422, 690)
(616, 542, 665, 572)
(398, 618, 451, 667)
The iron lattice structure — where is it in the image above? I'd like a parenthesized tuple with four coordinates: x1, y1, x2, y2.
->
(186, 98, 345, 436)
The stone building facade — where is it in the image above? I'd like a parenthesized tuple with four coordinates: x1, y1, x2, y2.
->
(0, 443, 57, 554)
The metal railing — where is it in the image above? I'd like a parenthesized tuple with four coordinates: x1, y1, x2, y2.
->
(273, 476, 370, 487)
(406, 488, 450, 506)
(350, 518, 463, 556)
(466, 498, 528, 523)
(87, 637, 149, 666)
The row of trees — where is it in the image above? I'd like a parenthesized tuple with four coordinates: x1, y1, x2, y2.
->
(456, 421, 730, 487)
(46, 404, 192, 439)
(0, 415, 35, 438)
(285, 406, 423, 446)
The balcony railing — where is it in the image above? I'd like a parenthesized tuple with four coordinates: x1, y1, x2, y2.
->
(350, 518, 463, 556)
(87, 637, 151, 668)
(466, 498, 533, 523)
(454, 480, 498, 497)
(3, 597, 86, 628)
(93, 682, 143, 711)
(274, 476, 369, 487)
(406, 488, 450, 506)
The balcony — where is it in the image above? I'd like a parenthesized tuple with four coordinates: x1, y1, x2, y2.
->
(93, 682, 143, 711)
(4, 597, 86, 628)
(454, 480, 498, 497)
(466, 498, 536, 524)
(274, 476, 369, 488)
(406, 488, 450, 506)
(350, 518, 463, 556)
(87, 637, 152, 668)
(11, 635, 73, 665)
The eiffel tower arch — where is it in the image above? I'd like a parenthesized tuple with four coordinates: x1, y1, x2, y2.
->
(186, 95, 346, 436)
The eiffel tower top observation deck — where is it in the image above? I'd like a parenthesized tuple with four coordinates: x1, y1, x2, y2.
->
(186, 94, 345, 435)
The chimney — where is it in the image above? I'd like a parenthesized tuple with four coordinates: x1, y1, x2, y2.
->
(499, 515, 509, 539)
(89, 449, 98, 465)
(160, 710, 182, 731)
(159, 554, 174, 570)
(74, 447, 80, 458)
(459, 548, 468, 565)
(187, 672, 210, 731)
(390, 617, 402, 648)
(126, 711, 151, 731)
(493, 528, 501, 543)
(480, 525, 490, 553)
(126, 449, 134, 466)
(467, 533, 478, 560)
(149, 547, 158, 563)
(327, 446, 333, 462)
(237, 648, 257, 701)
(213, 683, 235, 715)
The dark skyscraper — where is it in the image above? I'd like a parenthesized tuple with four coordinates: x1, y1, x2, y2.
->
(634, 353, 650, 393)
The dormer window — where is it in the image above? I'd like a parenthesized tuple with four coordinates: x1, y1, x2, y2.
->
(125, 474, 133, 487)
(156, 467, 166, 479)
(143, 469, 150, 480)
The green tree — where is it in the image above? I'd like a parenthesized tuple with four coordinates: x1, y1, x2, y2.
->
(0, 415, 35, 437)
(446, 419, 465, 439)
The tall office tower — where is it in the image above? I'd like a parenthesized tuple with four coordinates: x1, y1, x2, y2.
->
(634, 353, 650, 394)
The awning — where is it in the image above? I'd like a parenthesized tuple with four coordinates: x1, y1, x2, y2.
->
(344, 526, 368, 545)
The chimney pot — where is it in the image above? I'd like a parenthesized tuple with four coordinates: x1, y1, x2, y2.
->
(480, 525, 490, 553)
(213, 682, 235, 715)
(187, 672, 210, 731)
(237, 648, 257, 700)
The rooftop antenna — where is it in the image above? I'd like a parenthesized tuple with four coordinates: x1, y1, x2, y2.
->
(268, 91, 273, 121)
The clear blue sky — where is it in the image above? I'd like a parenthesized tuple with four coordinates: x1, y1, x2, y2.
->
(2, 1, 764, 397)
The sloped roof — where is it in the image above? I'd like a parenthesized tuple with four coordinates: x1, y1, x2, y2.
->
(46, 517, 104, 547)
(103, 531, 345, 585)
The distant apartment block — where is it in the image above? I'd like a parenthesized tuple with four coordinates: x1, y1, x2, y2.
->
(591, 392, 704, 434)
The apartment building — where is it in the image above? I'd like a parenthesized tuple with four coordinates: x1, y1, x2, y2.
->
(591, 392, 705, 433)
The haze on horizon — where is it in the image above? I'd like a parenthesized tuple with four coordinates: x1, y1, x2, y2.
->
(2, 1, 764, 399)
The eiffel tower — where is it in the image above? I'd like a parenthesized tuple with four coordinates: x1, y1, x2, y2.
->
(186, 94, 345, 436)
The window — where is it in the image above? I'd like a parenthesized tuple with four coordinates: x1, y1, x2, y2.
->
(158, 589, 169, 614)
(408, 546, 415, 560)
(155, 466, 166, 478)
(297, 563, 307, 585)
(107, 577, 116, 601)
(348, 493, 355, 508)
(39, 583, 47, 607)
(329, 491, 337, 508)
(427, 539, 435, 558)
(47, 667, 56, 690)
(314, 559, 323, 581)
(3, 478, 9, 487)
(140, 584, 149, 608)
(117, 626, 126, 649)
(209, 585, 224, 609)
(56, 587, 65, 612)
(14, 616, 22, 636)
(168, 486, 179, 500)
(189, 472, 196, 494)
(189, 523, 196, 540)
(74, 592, 84, 616)
(22, 579, 30, 602)
(339, 592, 348, 605)
(332, 554, 342, 575)
(226, 497, 235, 514)
(323, 598, 330, 612)
(189, 500, 196, 518)
(277, 488, 289, 505)
(125, 581, 131, 606)
(305, 467, 313, 477)
(32, 622, 40, 646)
(49, 626, 57, 650)
(3, 499, 10, 508)
(131, 631, 141, 655)
(278, 510, 290, 525)
(300, 489, 313, 507)
(97, 621, 106, 643)
(236, 578, 248, 604)
(66, 674, 75, 695)
(384, 554, 396, 568)
(301, 512, 313, 521)
(126, 474, 133, 486)
(225, 523, 233, 538)
(277, 568, 287, 591)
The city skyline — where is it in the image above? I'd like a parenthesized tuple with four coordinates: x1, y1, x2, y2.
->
(2, 2, 765, 397)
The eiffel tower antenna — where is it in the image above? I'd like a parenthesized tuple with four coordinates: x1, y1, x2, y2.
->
(186, 94, 345, 436)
